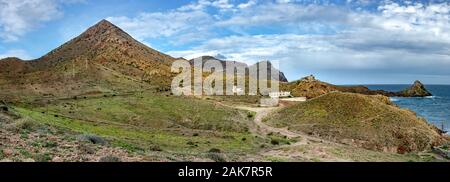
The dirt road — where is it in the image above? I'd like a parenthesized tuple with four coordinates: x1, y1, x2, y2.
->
(217, 101, 359, 161)
(234, 105, 302, 139)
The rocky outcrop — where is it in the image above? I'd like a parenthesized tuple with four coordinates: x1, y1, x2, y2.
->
(395, 80, 432, 97)
(189, 56, 248, 72)
(347, 80, 433, 97)
(286, 75, 338, 99)
(190, 57, 289, 82)
(300, 75, 316, 82)
(283, 75, 432, 99)
(283, 75, 376, 99)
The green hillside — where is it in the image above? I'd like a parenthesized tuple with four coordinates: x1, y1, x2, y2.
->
(265, 92, 445, 153)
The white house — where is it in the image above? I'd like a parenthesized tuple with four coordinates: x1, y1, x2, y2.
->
(232, 85, 244, 95)
(269, 92, 291, 98)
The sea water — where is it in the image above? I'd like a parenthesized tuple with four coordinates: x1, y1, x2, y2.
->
(366, 85, 450, 132)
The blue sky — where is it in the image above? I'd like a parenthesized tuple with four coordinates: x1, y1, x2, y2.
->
(1, 0, 450, 84)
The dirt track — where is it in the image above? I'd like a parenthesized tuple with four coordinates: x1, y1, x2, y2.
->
(217, 101, 360, 161)
(234, 104, 302, 139)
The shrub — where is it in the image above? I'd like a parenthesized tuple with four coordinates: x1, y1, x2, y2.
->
(1, 106, 8, 112)
(208, 148, 221, 153)
(270, 139, 280, 145)
(0, 149, 4, 160)
(269, 134, 293, 145)
(77, 134, 107, 145)
(4, 124, 19, 133)
(15, 118, 38, 131)
(34, 153, 52, 162)
(247, 112, 255, 118)
(442, 145, 449, 150)
(186, 141, 195, 145)
(99, 155, 121, 162)
(78, 144, 96, 154)
(207, 153, 226, 162)
(149, 145, 162, 152)
(43, 141, 58, 148)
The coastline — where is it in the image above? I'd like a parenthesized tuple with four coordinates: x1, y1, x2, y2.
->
(367, 85, 450, 132)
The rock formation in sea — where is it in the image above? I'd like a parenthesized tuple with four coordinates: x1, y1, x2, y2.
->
(283, 75, 433, 98)
(396, 80, 432, 97)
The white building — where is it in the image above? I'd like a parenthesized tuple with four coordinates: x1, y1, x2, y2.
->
(232, 85, 244, 95)
(269, 92, 291, 98)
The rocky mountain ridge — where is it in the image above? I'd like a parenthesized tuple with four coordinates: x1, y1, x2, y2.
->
(188, 56, 288, 82)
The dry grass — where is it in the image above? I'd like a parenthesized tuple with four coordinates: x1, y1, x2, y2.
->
(265, 92, 445, 153)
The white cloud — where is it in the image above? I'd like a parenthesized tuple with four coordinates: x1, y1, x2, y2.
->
(177, 0, 234, 11)
(167, 30, 450, 82)
(107, 9, 213, 43)
(216, 3, 349, 27)
(107, 0, 450, 83)
(211, 0, 234, 9)
(0, 49, 32, 59)
(0, 0, 65, 41)
(238, 0, 257, 9)
(167, 34, 339, 66)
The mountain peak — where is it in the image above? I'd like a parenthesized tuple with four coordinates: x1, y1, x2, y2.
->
(37, 18, 175, 70)
(413, 80, 424, 87)
(91, 19, 118, 31)
(80, 19, 128, 39)
(99, 19, 113, 25)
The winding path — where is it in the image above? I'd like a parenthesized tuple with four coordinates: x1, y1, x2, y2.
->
(216, 101, 338, 146)
(234, 105, 302, 139)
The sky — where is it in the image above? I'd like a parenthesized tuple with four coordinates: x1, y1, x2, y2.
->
(1, 0, 450, 84)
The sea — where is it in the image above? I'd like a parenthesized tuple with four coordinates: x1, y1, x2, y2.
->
(366, 85, 450, 132)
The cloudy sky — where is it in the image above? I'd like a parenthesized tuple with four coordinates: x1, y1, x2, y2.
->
(1, 0, 450, 84)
